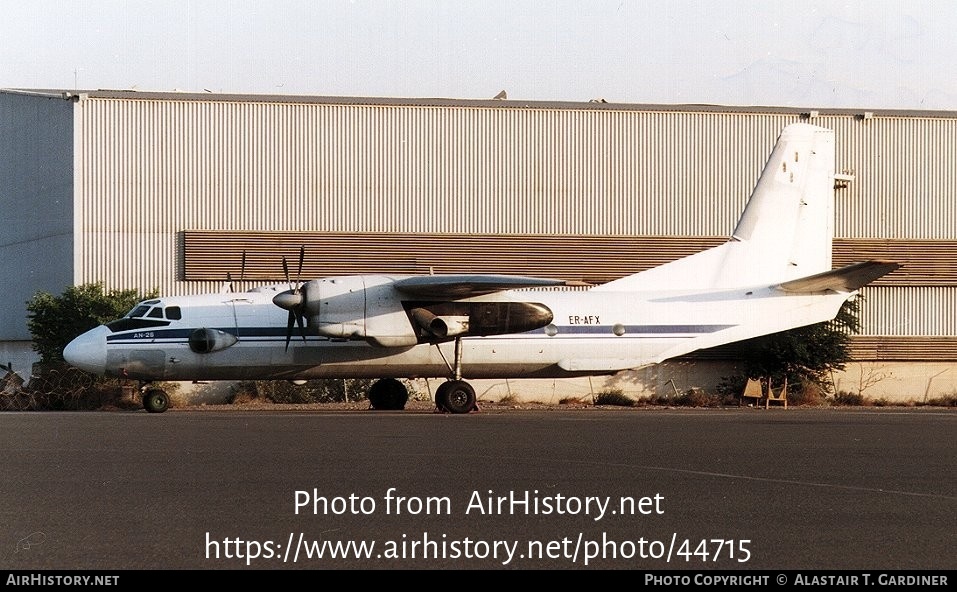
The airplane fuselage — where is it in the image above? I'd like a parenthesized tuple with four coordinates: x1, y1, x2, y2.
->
(64, 278, 848, 383)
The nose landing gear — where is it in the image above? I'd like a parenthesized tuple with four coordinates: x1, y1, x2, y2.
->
(140, 384, 170, 413)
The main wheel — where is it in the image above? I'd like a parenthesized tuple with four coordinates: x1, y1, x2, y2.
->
(143, 388, 170, 413)
(367, 378, 409, 410)
(434, 382, 451, 412)
(439, 380, 476, 414)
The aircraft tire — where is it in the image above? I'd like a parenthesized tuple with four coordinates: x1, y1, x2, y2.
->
(367, 378, 408, 410)
(143, 388, 170, 414)
(434, 382, 451, 412)
(441, 380, 476, 414)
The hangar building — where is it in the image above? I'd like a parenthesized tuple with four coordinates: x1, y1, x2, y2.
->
(2, 88, 955, 402)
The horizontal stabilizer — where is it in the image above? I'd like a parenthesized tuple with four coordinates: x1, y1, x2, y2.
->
(394, 274, 588, 297)
(776, 260, 900, 293)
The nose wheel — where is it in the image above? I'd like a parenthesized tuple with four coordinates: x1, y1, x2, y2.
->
(141, 384, 170, 413)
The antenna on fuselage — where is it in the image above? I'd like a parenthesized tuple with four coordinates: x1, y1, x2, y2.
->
(238, 250, 246, 292)
(221, 250, 248, 294)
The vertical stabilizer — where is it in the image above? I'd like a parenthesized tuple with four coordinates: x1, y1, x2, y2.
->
(594, 124, 836, 292)
(721, 123, 835, 286)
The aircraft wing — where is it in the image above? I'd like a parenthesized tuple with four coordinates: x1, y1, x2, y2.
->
(776, 260, 901, 293)
(393, 274, 587, 298)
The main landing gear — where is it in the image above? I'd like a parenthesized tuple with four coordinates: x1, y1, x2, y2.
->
(432, 336, 478, 414)
(366, 336, 478, 414)
(366, 378, 409, 411)
(434, 380, 477, 414)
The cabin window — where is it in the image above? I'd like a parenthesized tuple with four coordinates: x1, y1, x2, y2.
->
(166, 306, 182, 320)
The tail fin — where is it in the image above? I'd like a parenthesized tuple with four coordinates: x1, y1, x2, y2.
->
(594, 123, 836, 292)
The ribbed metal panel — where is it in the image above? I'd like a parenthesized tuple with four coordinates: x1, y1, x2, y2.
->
(848, 336, 957, 361)
(76, 100, 804, 235)
(833, 238, 957, 286)
(181, 232, 956, 287)
(825, 115, 957, 239)
(689, 335, 957, 362)
(181, 230, 724, 283)
(858, 286, 957, 336)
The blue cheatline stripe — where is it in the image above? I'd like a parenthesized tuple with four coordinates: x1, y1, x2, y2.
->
(550, 324, 733, 335)
(104, 323, 736, 345)
(106, 327, 289, 343)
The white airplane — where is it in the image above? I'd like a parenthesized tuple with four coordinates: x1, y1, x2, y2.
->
(63, 123, 898, 414)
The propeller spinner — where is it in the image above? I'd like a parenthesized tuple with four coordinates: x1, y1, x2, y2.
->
(272, 246, 308, 350)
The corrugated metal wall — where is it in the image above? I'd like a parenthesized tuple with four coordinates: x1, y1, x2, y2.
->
(72, 95, 957, 346)
(0, 91, 75, 341)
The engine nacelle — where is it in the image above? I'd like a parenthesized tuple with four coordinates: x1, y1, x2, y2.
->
(406, 301, 553, 339)
(188, 328, 238, 354)
(303, 277, 367, 339)
(301, 275, 419, 347)
(411, 308, 470, 338)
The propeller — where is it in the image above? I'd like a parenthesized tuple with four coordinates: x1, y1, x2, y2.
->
(272, 246, 307, 350)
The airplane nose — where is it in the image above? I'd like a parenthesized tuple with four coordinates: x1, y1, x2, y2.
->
(63, 326, 109, 375)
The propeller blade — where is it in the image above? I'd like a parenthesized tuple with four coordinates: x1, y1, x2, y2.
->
(282, 256, 292, 290)
(285, 310, 296, 351)
(294, 309, 307, 343)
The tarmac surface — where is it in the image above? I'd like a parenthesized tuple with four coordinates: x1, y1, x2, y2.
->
(1, 404, 954, 570)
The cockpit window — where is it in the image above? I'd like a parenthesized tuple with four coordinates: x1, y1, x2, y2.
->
(125, 303, 181, 321)
(128, 305, 151, 318)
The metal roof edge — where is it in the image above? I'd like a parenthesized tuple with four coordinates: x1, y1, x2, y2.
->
(3, 87, 957, 118)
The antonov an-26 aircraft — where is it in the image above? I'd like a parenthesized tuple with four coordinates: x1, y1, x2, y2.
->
(64, 124, 898, 414)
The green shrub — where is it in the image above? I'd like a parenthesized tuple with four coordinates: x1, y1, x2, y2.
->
(922, 393, 957, 407)
(723, 299, 861, 395)
(27, 282, 155, 364)
(22, 283, 158, 410)
(594, 389, 635, 407)
(831, 391, 864, 406)
(229, 379, 375, 404)
(497, 392, 519, 404)
(671, 389, 722, 407)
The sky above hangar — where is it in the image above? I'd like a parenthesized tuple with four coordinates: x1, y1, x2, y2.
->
(1, 0, 955, 110)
